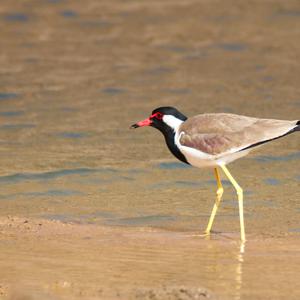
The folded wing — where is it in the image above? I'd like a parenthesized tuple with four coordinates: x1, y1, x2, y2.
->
(179, 113, 298, 156)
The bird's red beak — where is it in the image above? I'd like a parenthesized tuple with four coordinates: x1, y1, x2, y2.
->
(130, 117, 152, 129)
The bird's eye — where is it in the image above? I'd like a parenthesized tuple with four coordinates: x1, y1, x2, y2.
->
(155, 112, 163, 120)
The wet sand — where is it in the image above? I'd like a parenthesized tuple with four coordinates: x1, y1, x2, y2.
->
(1, 217, 300, 300)
(0, 0, 300, 299)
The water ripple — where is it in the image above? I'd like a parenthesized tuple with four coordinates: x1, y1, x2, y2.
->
(4, 13, 29, 22)
(254, 152, 300, 162)
(158, 162, 191, 169)
(0, 168, 116, 184)
(0, 111, 24, 117)
(0, 124, 35, 130)
(0, 189, 83, 200)
(0, 93, 19, 100)
(61, 10, 78, 18)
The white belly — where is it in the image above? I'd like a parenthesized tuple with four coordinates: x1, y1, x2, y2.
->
(180, 145, 251, 168)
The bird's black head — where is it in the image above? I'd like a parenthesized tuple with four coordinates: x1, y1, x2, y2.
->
(130, 106, 190, 165)
(130, 106, 187, 132)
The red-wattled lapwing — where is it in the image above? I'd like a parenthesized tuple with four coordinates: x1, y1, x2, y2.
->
(131, 106, 300, 241)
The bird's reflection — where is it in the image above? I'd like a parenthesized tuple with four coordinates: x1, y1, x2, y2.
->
(187, 233, 246, 300)
(234, 241, 245, 300)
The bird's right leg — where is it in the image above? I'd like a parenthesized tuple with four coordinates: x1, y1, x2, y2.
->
(205, 167, 224, 235)
(220, 165, 246, 242)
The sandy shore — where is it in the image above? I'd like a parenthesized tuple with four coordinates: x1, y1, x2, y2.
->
(1, 216, 300, 300)
(0, 216, 216, 300)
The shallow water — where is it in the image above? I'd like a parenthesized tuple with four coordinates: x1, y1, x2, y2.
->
(0, 0, 300, 299)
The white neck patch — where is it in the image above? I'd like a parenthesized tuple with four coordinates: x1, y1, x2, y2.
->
(162, 115, 184, 131)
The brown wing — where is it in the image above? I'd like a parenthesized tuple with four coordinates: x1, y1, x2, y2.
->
(179, 113, 297, 155)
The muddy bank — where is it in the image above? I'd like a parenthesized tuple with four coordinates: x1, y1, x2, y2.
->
(1, 216, 300, 300)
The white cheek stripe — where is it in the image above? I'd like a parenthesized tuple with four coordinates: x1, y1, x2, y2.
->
(162, 115, 184, 131)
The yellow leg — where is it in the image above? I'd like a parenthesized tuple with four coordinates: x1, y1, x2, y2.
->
(205, 168, 224, 234)
(220, 165, 246, 242)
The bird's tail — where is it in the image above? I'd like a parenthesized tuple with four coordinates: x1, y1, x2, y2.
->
(294, 121, 300, 131)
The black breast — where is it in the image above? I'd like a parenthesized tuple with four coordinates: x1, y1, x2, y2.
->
(162, 128, 190, 165)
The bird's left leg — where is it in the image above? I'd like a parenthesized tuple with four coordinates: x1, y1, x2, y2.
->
(205, 167, 224, 235)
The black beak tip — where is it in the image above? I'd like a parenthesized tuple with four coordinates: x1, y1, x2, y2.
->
(130, 124, 139, 129)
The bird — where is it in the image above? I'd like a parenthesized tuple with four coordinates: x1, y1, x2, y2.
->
(130, 106, 300, 241)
